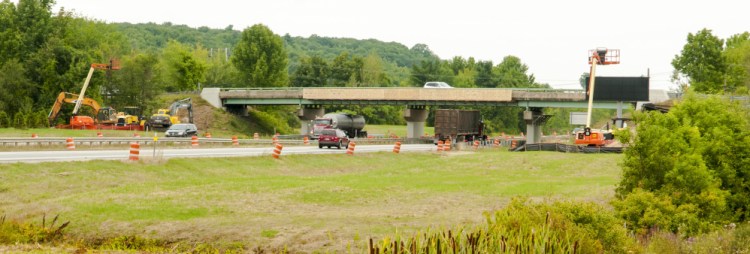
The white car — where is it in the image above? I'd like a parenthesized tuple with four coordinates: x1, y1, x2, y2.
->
(423, 81, 452, 88)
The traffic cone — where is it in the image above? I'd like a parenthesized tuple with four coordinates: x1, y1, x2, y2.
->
(272, 143, 283, 159)
(232, 136, 239, 146)
(191, 135, 199, 148)
(346, 142, 356, 155)
(31, 133, 38, 138)
(303, 136, 309, 145)
(66, 137, 75, 150)
(393, 141, 401, 154)
(129, 142, 140, 161)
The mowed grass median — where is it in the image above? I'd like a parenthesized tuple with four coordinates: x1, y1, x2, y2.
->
(0, 150, 622, 252)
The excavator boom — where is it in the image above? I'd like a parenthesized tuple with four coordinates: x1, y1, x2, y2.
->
(48, 92, 117, 127)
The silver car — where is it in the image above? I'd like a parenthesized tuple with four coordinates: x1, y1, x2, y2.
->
(165, 123, 198, 137)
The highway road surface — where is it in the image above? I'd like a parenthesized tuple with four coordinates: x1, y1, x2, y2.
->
(0, 144, 436, 163)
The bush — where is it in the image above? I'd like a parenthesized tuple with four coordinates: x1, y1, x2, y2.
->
(0, 111, 10, 128)
(28, 110, 48, 128)
(616, 92, 749, 236)
(12, 111, 27, 129)
(247, 108, 293, 134)
(370, 198, 637, 254)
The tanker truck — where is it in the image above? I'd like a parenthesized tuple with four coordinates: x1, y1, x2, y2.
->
(312, 113, 367, 139)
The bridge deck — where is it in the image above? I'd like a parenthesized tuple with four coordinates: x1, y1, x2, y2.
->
(219, 88, 584, 103)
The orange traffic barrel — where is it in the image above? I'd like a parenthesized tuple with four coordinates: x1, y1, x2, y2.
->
(272, 135, 278, 145)
(205, 132, 212, 138)
(511, 140, 518, 149)
(31, 133, 38, 138)
(346, 142, 356, 155)
(473, 140, 480, 150)
(303, 136, 309, 145)
(272, 143, 283, 159)
(133, 133, 140, 138)
(253, 133, 259, 140)
(66, 137, 75, 150)
(444, 139, 451, 152)
(97, 132, 103, 137)
(437, 140, 444, 152)
(393, 141, 401, 154)
(129, 142, 140, 161)
(232, 136, 239, 146)
(191, 135, 199, 148)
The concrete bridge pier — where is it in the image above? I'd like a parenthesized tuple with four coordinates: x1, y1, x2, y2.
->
(404, 106, 428, 139)
(298, 106, 324, 136)
(524, 108, 551, 144)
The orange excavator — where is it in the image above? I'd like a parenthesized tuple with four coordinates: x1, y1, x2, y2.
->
(48, 60, 120, 129)
(47, 92, 117, 128)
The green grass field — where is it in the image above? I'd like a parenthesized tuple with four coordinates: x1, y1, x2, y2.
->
(0, 150, 622, 252)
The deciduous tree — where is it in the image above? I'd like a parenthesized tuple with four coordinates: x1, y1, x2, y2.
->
(614, 92, 750, 235)
(231, 24, 288, 87)
(672, 29, 726, 93)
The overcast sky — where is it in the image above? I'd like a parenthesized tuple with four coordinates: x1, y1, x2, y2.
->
(49, 0, 749, 90)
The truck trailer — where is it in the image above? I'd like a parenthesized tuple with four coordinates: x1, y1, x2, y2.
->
(434, 109, 485, 143)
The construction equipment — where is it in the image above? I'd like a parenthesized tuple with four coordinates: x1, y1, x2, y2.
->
(148, 98, 193, 128)
(169, 98, 193, 124)
(48, 92, 117, 128)
(117, 106, 142, 126)
(575, 48, 619, 146)
(49, 60, 119, 129)
(71, 60, 120, 117)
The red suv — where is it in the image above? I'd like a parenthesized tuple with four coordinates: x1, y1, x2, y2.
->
(318, 129, 350, 149)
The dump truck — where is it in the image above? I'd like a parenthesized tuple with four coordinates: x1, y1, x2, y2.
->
(312, 113, 367, 138)
(434, 109, 485, 143)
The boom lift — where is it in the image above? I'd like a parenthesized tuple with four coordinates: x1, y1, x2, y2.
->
(50, 60, 120, 129)
(574, 48, 620, 146)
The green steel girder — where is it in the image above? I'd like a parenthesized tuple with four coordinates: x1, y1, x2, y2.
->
(517, 101, 631, 109)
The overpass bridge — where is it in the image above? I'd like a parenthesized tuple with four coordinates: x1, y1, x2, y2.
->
(201, 87, 634, 142)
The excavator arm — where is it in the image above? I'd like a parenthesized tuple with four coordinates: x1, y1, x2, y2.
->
(48, 92, 116, 126)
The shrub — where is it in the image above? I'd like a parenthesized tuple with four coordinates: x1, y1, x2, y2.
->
(12, 111, 27, 129)
(247, 108, 293, 134)
(0, 111, 10, 127)
(616, 92, 749, 236)
(370, 198, 637, 254)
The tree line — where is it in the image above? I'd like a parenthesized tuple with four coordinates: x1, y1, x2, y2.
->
(5, 1, 745, 134)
